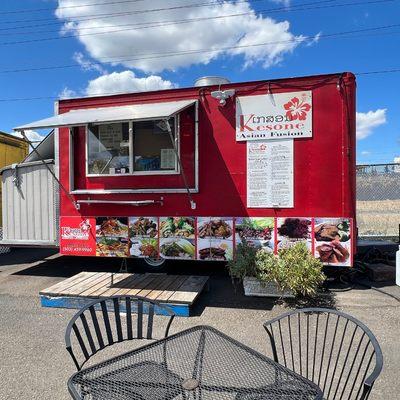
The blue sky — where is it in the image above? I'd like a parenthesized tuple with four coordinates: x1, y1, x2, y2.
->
(0, 0, 399, 164)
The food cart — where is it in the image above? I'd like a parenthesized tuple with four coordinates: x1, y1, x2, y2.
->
(4, 72, 356, 268)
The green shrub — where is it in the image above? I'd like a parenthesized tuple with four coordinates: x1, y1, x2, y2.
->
(227, 240, 258, 281)
(277, 243, 326, 296)
(228, 241, 325, 297)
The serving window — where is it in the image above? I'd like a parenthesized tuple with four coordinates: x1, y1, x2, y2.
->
(68, 103, 197, 194)
(133, 119, 177, 173)
(88, 122, 130, 175)
(86, 117, 178, 177)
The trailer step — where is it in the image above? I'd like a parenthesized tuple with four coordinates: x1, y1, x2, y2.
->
(39, 272, 209, 317)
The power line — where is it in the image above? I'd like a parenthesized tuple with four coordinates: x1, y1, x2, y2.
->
(0, 3, 396, 46)
(0, 0, 343, 32)
(0, 0, 392, 37)
(0, 0, 345, 35)
(0, 23, 398, 71)
(0, 0, 147, 15)
(357, 68, 400, 75)
(0, 69, 399, 102)
(0, 0, 268, 25)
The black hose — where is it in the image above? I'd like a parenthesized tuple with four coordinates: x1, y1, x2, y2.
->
(352, 279, 400, 303)
(325, 260, 400, 302)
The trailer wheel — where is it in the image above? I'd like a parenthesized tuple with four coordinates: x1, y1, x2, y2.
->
(144, 256, 166, 270)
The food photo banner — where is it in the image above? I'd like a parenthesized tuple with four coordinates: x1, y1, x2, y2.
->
(236, 91, 312, 141)
(60, 216, 353, 266)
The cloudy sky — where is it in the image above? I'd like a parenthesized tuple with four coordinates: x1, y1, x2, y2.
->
(1, 0, 399, 163)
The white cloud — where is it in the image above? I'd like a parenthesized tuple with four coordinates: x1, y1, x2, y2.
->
(84, 70, 176, 96)
(361, 150, 371, 156)
(59, 87, 77, 99)
(306, 32, 321, 47)
(55, 0, 306, 73)
(356, 109, 387, 140)
(73, 51, 107, 74)
(394, 156, 400, 163)
(271, 0, 291, 7)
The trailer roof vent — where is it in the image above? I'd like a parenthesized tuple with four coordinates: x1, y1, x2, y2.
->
(194, 76, 231, 87)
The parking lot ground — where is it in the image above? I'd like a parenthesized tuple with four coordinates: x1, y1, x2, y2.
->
(0, 249, 399, 399)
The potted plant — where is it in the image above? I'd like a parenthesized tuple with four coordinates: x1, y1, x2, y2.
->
(228, 241, 325, 298)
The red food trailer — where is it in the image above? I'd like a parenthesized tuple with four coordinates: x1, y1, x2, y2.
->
(10, 72, 356, 268)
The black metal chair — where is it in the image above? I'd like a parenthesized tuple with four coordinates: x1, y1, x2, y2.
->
(263, 308, 383, 400)
(65, 295, 175, 371)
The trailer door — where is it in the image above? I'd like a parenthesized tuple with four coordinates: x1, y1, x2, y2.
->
(0, 160, 58, 247)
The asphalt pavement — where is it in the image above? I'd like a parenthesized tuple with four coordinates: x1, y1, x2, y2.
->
(0, 248, 399, 399)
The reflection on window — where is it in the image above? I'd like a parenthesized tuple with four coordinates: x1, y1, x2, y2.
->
(133, 118, 176, 172)
(88, 123, 130, 175)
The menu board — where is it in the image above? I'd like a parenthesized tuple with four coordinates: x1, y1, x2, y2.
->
(160, 148, 176, 169)
(98, 124, 123, 149)
(247, 140, 294, 208)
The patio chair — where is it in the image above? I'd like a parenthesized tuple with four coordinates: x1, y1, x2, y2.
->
(263, 308, 383, 400)
(65, 295, 175, 371)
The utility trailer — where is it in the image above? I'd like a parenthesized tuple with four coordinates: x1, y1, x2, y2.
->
(2, 73, 356, 267)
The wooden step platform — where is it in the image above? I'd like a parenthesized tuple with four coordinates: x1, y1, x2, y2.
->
(40, 272, 209, 317)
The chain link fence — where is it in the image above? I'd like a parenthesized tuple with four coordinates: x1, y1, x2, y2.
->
(356, 163, 400, 237)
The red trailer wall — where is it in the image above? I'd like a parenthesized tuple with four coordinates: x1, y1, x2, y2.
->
(58, 73, 356, 263)
(59, 73, 356, 218)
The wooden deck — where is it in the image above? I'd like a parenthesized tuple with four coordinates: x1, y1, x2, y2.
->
(40, 272, 209, 317)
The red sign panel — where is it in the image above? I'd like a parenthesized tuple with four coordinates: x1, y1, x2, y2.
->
(60, 216, 96, 256)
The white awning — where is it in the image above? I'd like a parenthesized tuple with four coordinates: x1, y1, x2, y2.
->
(14, 99, 196, 131)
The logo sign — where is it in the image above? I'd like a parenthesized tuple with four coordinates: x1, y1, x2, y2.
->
(60, 217, 96, 256)
(236, 91, 312, 141)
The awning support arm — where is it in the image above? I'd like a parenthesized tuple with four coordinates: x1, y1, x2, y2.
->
(19, 130, 80, 211)
(163, 119, 196, 210)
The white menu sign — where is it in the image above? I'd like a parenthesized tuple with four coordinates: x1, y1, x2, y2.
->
(99, 123, 123, 149)
(236, 91, 312, 141)
(160, 148, 176, 169)
(247, 140, 294, 208)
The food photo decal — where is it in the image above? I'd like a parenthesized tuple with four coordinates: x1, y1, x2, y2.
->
(198, 218, 233, 239)
(314, 219, 351, 265)
(278, 218, 311, 239)
(160, 217, 195, 238)
(96, 217, 128, 237)
(160, 238, 195, 259)
(86, 215, 352, 265)
(129, 217, 158, 238)
(235, 217, 274, 240)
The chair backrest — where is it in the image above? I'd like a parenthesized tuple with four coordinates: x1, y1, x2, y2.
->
(65, 295, 175, 371)
(263, 308, 383, 400)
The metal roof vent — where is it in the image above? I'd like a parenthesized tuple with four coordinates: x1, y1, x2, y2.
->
(194, 76, 231, 87)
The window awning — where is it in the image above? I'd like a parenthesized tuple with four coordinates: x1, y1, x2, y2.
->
(14, 99, 197, 131)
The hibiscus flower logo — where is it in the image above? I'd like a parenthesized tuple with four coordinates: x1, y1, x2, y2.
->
(284, 97, 311, 121)
(79, 219, 91, 233)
